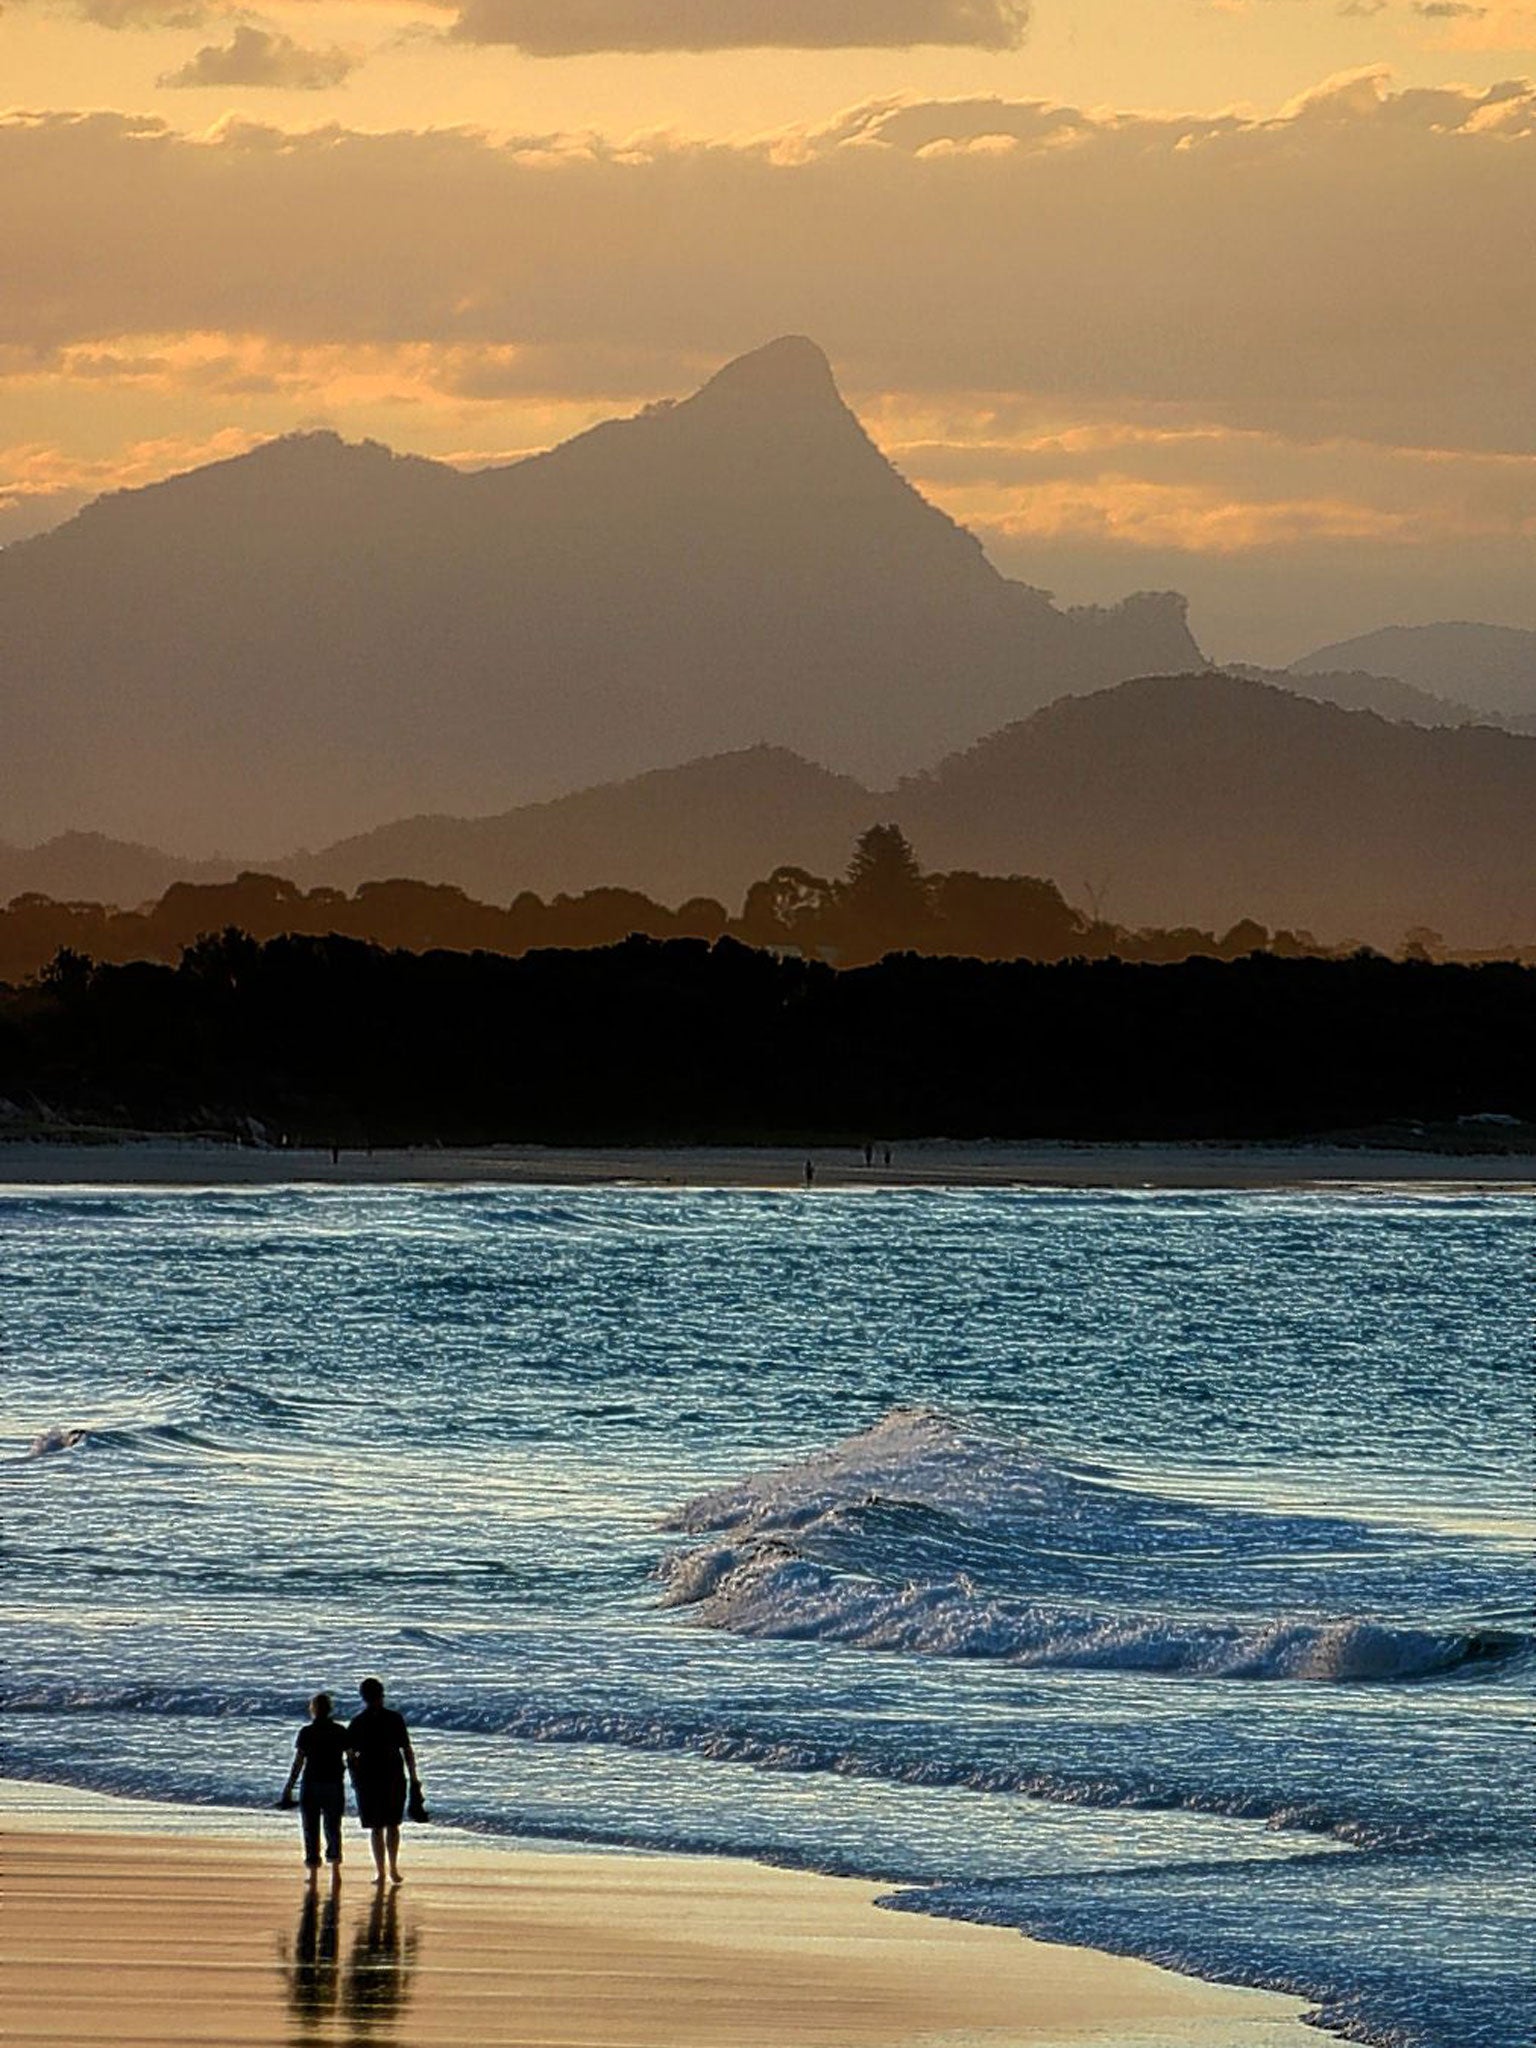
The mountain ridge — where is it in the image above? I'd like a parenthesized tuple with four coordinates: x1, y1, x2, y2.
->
(1290, 622, 1536, 719)
(9, 674, 1531, 951)
(0, 335, 1201, 855)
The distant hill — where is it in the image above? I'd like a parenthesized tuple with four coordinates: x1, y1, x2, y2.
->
(296, 746, 873, 905)
(0, 335, 1199, 856)
(10, 677, 1534, 950)
(897, 674, 1536, 947)
(299, 673, 1536, 949)
(0, 832, 232, 908)
(1290, 624, 1536, 721)
(1221, 664, 1496, 729)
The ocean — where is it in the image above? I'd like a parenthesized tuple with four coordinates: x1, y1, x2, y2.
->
(3, 1181, 1531, 2047)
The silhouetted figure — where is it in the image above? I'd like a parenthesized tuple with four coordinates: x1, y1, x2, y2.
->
(883, 1144, 892, 1168)
(330, 1141, 340, 1165)
(343, 1882, 417, 2038)
(284, 1881, 342, 2037)
(346, 1677, 421, 1886)
(277, 1691, 348, 1873)
(863, 1141, 873, 1167)
(803, 1158, 815, 1188)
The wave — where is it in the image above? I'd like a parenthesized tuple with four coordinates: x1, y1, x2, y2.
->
(0, 1676, 1417, 1849)
(25, 1425, 89, 1457)
(16, 1417, 234, 1463)
(660, 1410, 1525, 1686)
(660, 1543, 1511, 1682)
(13, 1373, 333, 1466)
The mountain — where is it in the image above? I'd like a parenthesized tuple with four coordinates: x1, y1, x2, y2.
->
(0, 832, 233, 908)
(0, 336, 1200, 857)
(1221, 664, 1497, 729)
(896, 673, 1536, 947)
(296, 746, 873, 905)
(297, 674, 1536, 949)
(1290, 624, 1536, 721)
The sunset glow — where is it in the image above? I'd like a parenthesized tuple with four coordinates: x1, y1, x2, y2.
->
(4, 0, 1532, 659)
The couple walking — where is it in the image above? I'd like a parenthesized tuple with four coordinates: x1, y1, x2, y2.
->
(279, 1676, 426, 1885)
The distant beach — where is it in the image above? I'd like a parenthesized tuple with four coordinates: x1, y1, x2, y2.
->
(4, 1780, 1315, 2048)
(2, 1133, 1534, 1189)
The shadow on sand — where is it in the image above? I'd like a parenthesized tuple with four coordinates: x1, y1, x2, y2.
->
(283, 1882, 418, 2043)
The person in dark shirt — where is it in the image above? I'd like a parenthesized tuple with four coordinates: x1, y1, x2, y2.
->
(346, 1675, 421, 1885)
(277, 1692, 349, 1876)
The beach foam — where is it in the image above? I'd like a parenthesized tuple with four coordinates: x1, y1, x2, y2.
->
(660, 1410, 1523, 1685)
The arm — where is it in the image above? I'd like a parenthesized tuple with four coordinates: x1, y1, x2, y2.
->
(277, 1738, 302, 1806)
(402, 1730, 419, 1785)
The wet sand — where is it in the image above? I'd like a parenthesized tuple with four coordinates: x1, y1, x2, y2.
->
(2, 1135, 1533, 1189)
(3, 1793, 1318, 2048)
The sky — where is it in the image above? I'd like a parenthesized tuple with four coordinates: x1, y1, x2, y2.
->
(3, 0, 1533, 662)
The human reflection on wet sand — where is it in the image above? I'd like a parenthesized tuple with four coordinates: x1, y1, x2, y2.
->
(284, 1882, 418, 2043)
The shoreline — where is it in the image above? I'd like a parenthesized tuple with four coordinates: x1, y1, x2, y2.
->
(1, 1778, 1317, 2047)
(3, 1134, 1534, 1189)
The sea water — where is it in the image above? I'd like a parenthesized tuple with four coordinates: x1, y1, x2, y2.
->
(2, 1182, 1531, 2047)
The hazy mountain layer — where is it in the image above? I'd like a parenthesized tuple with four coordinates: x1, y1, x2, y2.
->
(0, 336, 1198, 856)
(0, 832, 237, 908)
(894, 673, 1536, 947)
(8, 677, 1533, 950)
(299, 674, 1536, 948)
(1222, 665, 1497, 730)
(1290, 623, 1536, 719)
(295, 746, 873, 905)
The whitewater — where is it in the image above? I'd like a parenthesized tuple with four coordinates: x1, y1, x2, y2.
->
(2, 1181, 1531, 2048)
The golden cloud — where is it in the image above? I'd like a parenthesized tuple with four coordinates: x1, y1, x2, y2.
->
(448, 0, 1032, 49)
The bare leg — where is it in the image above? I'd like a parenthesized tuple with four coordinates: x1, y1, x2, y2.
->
(386, 1824, 402, 1883)
(369, 1825, 387, 1883)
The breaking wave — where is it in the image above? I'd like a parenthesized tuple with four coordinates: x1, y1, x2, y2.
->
(659, 1411, 1523, 1686)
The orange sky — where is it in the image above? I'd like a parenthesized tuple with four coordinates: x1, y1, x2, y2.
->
(3, 0, 1533, 659)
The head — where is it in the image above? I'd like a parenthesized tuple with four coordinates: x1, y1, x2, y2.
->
(309, 1691, 333, 1721)
(359, 1676, 385, 1708)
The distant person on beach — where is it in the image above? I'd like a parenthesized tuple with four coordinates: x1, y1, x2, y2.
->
(277, 1691, 348, 1876)
(804, 1158, 815, 1187)
(346, 1676, 423, 1886)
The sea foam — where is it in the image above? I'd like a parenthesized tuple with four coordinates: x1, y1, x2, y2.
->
(659, 1410, 1520, 1684)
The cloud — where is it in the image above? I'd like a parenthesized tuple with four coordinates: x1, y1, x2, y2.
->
(1414, 1, 1536, 40)
(73, 0, 211, 24)
(0, 427, 262, 546)
(446, 0, 1030, 51)
(1413, 2, 1486, 16)
(1, 76, 1531, 459)
(159, 24, 360, 88)
(891, 416, 1536, 554)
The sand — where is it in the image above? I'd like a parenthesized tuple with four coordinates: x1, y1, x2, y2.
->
(2, 1134, 1533, 1189)
(1, 1787, 1316, 2048)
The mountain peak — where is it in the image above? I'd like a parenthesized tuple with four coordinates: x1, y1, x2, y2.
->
(689, 335, 843, 414)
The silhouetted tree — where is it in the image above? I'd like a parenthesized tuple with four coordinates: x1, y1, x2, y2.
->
(674, 897, 729, 941)
(39, 946, 95, 1004)
(929, 871, 1084, 962)
(837, 825, 933, 963)
(737, 866, 836, 951)
(3, 938, 1531, 1147)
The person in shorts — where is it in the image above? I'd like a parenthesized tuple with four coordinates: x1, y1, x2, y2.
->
(277, 1692, 349, 1877)
(346, 1676, 422, 1885)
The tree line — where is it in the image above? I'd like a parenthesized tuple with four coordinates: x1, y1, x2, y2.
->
(4, 928, 1531, 1148)
(0, 826, 1479, 988)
